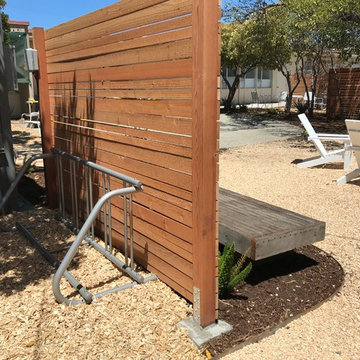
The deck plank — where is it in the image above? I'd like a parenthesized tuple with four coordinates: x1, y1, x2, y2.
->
(219, 188, 325, 260)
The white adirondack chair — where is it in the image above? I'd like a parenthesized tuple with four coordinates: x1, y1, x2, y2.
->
(337, 119, 360, 184)
(297, 113, 352, 169)
(22, 99, 41, 134)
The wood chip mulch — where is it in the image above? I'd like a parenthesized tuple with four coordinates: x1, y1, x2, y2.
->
(205, 245, 344, 358)
(0, 208, 202, 360)
(2, 120, 349, 359)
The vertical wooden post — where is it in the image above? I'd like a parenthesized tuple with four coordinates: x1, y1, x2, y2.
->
(32, 27, 57, 208)
(192, 0, 220, 327)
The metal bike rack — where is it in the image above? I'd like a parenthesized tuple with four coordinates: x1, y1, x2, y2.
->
(0, 148, 157, 305)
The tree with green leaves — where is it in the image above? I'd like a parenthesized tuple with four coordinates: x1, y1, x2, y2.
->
(222, 0, 360, 116)
(0, 0, 9, 44)
(247, 4, 304, 113)
(221, 21, 260, 112)
(283, 0, 360, 116)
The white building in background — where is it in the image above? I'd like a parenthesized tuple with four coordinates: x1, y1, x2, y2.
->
(221, 66, 288, 105)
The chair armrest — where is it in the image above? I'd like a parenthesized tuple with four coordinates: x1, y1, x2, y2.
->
(312, 134, 350, 141)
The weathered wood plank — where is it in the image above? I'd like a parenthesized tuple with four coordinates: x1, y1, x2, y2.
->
(219, 188, 325, 261)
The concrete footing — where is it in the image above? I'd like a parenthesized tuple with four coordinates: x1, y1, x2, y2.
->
(178, 317, 232, 347)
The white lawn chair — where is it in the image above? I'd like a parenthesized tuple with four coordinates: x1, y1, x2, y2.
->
(22, 99, 41, 134)
(337, 119, 360, 185)
(297, 113, 352, 169)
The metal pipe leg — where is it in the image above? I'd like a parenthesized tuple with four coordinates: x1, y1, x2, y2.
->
(107, 175, 112, 253)
(56, 155, 62, 215)
(123, 181, 128, 267)
(102, 173, 108, 251)
(59, 157, 65, 219)
(69, 160, 76, 225)
(129, 193, 134, 270)
(72, 161, 79, 230)
(84, 166, 90, 237)
(88, 167, 94, 239)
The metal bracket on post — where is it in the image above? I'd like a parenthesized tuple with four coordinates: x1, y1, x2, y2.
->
(193, 286, 201, 325)
(178, 287, 232, 348)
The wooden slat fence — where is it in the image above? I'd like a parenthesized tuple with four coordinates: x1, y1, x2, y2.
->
(33, 0, 220, 326)
(327, 68, 360, 120)
(291, 73, 328, 98)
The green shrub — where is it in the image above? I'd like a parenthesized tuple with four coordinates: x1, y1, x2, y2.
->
(218, 243, 252, 298)
(293, 99, 308, 114)
(268, 108, 279, 115)
(22, 155, 35, 174)
(300, 129, 308, 138)
(238, 104, 248, 113)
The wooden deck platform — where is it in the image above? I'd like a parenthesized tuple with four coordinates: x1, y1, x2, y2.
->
(219, 188, 325, 261)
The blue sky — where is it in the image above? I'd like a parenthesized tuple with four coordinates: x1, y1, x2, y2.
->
(4, 1, 118, 29)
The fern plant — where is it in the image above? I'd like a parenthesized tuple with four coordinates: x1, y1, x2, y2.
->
(218, 243, 252, 298)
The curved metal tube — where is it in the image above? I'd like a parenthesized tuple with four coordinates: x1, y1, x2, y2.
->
(51, 148, 142, 189)
(0, 153, 55, 214)
(52, 186, 138, 305)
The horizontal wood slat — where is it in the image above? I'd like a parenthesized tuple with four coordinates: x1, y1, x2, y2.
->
(62, 167, 193, 227)
(48, 78, 192, 90)
(54, 122, 192, 158)
(45, 0, 168, 40)
(61, 172, 193, 245)
(51, 96, 192, 118)
(46, 0, 192, 51)
(46, 15, 192, 60)
(53, 117, 192, 147)
(47, 39, 192, 74)
(49, 88, 192, 100)
(55, 136, 193, 199)
(52, 111, 193, 136)
(54, 128, 192, 174)
(47, 59, 192, 83)
(47, 28, 192, 64)
(96, 220, 194, 297)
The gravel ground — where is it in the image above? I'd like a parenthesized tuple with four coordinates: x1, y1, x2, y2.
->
(219, 138, 360, 360)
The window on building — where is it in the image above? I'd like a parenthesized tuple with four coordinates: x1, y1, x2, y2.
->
(222, 67, 272, 89)
(257, 68, 272, 88)
(240, 68, 256, 88)
(303, 61, 313, 74)
(221, 67, 236, 88)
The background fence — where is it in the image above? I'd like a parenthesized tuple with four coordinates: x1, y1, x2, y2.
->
(33, 0, 220, 326)
(327, 68, 360, 120)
